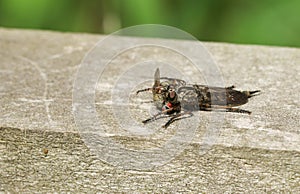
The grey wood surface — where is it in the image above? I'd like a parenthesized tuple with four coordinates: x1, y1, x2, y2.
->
(0, 28, 299, 193)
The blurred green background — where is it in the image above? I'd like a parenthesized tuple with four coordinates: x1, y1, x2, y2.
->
(0, 0, 299, 47)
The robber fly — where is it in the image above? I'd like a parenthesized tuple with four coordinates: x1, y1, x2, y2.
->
(136, 68, 260, 128)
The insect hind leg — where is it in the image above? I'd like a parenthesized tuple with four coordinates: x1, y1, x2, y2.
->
(225, 107, 251, 114)
(204, 106, 251, 115)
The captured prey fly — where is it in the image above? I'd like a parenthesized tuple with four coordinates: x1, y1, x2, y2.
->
(136, 68, 260, 128)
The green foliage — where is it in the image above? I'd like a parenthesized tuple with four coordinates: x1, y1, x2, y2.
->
(0, 0, 299, 47)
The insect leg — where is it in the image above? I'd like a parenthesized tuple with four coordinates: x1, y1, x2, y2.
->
(225, 107, 251, 114)
(142, 108, 174, 124)
(226, 85, 235, 89)
(163, 111, 193, 128)
(206, 106, 251, 114)
(136, 88, 152, 95)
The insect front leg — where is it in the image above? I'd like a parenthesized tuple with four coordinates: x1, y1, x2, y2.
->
(136, 88, 152, 95)
(163, 111, 193, 128)
(142, 108, 173, 124)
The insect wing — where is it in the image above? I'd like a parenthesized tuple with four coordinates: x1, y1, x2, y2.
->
(193, 84, 249, 107)
(154, 68, 160, 88)
(177, 86, 200, 111)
